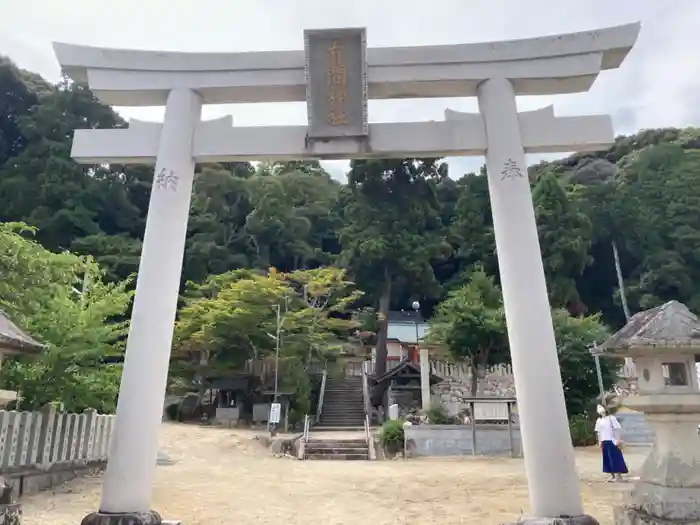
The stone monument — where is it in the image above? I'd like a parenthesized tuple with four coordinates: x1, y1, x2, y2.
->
(0, 476, 21, 525)
(593, 300, 700, 525)
(54, 23, 640, 525)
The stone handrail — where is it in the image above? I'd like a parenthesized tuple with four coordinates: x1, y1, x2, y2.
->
(315, 369, 327, 424)
(361, 360, 372, 420)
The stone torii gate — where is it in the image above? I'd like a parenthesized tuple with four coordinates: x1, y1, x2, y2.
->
(54, 23, 640, 525)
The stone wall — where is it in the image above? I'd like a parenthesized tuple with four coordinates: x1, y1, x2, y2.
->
(405, 424, 521, 457)
(431, 361, 639, 416)
(431, 366, 515, 416)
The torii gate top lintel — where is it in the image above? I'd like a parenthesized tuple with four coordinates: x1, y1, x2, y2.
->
(53, 22, 640, 107)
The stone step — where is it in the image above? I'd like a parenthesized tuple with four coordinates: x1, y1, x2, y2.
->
(315, 422, 366, 427)
(306, 447, 369, 455)
(306, 453, 368, 460)
(311, 425, 366, 431)
(306, 440, 367, 447)
(323, 392, 363, 396)
(323, 393, 363, 397)
(320, 419, 365, 424)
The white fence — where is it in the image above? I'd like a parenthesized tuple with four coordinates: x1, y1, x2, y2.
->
(429, 361, 513, 380)
(0, 407, 115, 472)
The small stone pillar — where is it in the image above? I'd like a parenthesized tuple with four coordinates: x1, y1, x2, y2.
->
(0, 504, 20, 525)
(594, 301, 700, 525)
(419, 348, 431, 410)
(0, 476, 20, 525)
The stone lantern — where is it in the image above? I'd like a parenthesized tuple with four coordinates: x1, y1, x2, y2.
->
(593, 300, 700, 525)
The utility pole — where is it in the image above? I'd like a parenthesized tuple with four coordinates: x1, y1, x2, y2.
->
(612, 241, 631, 322)
(273, 303, 281, 403)
(269, 296, 289, 436)
(591, 341, 607, 408)
(612, 241, 636, 377)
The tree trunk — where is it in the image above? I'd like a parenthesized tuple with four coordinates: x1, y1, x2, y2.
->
(371, 268, 392, 415)
(471, 349, 491, 397)
(374, 267, 392, 379)
(470, 361, 479, 397)
(196, 350, 210, 405)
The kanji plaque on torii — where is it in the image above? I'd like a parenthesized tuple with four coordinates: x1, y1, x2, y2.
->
(304, 28, 368, 139)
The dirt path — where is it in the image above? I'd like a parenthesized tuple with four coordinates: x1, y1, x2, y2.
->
(21, 423, 647, 525)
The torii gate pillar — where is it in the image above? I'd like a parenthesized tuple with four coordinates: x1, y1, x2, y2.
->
(82, 89, 202, 525)
(479, 77, 586, 520)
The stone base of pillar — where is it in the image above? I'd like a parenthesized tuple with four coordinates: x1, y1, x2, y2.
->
(615, 506, 700, 525)
(502, 514, 599, 525)
(0, 503, 21, 525)
(80, 511, 180, 525)
(614, 483, 700, 525)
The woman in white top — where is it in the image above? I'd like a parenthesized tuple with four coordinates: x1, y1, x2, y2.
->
(594, 404, 628, 482)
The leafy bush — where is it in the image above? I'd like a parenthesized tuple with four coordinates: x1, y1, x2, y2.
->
(378, 419, 405, 452)
(569, 413, 596, 447)
(424, 403, 449, 424)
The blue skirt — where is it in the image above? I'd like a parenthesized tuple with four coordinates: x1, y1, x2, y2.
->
(602, 440, 628, 474)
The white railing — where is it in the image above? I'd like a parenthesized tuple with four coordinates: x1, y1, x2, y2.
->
(303, 414, 310, 442)
(364, 413, 376, 460)
(361, 360, 371, 419)
(316, 369, 327, 424)
(0, 407, 115, 472)
(300, 414, 311, 461)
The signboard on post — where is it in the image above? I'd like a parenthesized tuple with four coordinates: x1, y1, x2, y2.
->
(304, 27, 368, 139)
(269, 402, 281, 425)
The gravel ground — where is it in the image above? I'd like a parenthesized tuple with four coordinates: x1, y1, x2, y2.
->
(21, 423, 648, 525)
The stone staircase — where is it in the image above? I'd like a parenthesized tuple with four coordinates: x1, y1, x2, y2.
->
(305, 438, 369, 460)
(315, 375, 366, 430)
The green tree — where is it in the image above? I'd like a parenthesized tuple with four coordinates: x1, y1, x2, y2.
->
(340, 158, 448, 380)
(551, 309, 617, 417)
(445, 170, 496, 288)
(185, 165, 255, 282)
(0, 222, 132, 412)
(532, 172, 593, 312)
(427, 267, 509, 395)
(173, 267, 361, 393)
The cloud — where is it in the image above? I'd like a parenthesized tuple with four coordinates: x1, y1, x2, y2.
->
(1, 0, 698, 180)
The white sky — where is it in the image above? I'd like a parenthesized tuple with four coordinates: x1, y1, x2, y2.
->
(1, 0, 699, 179)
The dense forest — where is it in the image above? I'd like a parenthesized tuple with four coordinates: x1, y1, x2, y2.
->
(2, 56, 699, 421)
